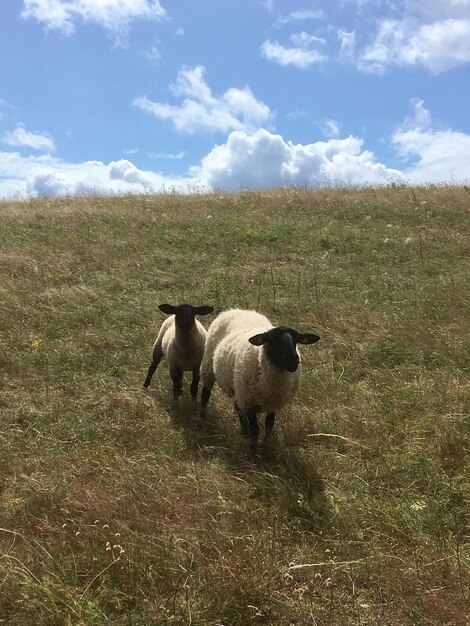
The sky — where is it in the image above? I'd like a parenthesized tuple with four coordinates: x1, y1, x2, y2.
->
(1, 0, 470, 198)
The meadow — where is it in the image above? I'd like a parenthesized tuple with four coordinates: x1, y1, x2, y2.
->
(0, 185, 469, 625)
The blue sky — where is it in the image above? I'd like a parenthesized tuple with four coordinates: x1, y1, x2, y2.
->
(1, 0, 470, 198)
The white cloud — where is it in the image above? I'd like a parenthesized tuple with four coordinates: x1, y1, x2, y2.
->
(261, 0, 275, 14)
(21, 0, 166, 44)
(321, 119, 341, 139)
(399, 98, 432, 131)
(133, 65, 271, 135)
(170, 65, 213, 103)
(3, 125, 55, 152)
(337, 30, 356, 63)
(0, 151, 197, 198)
(21, 0, 74, 34)
(275, 9, 325, 26)
(358, 2, 470, 73)
(405, 0, 470, 22)
(392, 99, 470, 183)
(192, 129, 405, 189)
(147, 151, 187, 159)
(0, 99, 15, 120)
(108, 159, 154, 186)
(290, 31, 326, 47)
(361, 17, 470, 73)
(261, 31, 328, 69)
(0, 100, 18, 129)
(145, 45, 161, 63)
(261, 40, 327, 68)
(286, 108, 308, 121)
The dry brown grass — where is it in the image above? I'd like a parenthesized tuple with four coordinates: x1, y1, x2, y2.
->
(1, 185, 469, 624)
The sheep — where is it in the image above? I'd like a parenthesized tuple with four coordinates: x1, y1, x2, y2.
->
(143, 303, 214, 400)
(200, 309, 320, 450)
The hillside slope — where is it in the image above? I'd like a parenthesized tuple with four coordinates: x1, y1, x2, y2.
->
(1, 186, 469, 625)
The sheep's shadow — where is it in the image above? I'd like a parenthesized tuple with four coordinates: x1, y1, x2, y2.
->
(238, 439, 329, 531)
(159, 392, 329, 531)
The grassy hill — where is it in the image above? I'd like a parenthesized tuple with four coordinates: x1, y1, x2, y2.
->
(1, 186, 469, 625)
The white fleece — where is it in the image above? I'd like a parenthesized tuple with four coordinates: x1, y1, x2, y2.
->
(154, 315, 208, 373)
(201, 309, 301, 413)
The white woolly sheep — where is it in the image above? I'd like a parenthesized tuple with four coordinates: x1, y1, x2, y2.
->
(143, 303, 214, 400)
(200, 309, 320, 450)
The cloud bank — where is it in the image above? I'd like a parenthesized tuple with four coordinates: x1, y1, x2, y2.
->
(1, 100, 469, 199)
(0, 151, 195, 199)
(192, 129, 405, 189)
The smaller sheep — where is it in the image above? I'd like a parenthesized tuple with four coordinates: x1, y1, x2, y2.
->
(200, 309, 320, 451)
(143, 303, 214, 400)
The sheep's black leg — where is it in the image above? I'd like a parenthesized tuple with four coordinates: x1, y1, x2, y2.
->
(190, 369, 200, 400)
(200, 386, 211, 418)
(143, 348, 164, 388)
(247, 410, 260, 454)
(235, 402, 249, 437)
(265, 412, 275, 439)
(170, 367, 183, 400)
(143, 363, 157, 388)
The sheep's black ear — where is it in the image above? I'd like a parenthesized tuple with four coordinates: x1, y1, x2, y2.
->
(195, 305, 214, 316)
(298, 333, 320, 345)
(159, 304, 176, 315)
(249, 333, 267, 346)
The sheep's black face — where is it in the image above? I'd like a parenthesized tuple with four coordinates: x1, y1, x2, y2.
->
(175, 305, 195, 332)
(249, 326, 320, 372)
(159, 303, 214, 332)
(266, 328, 300, 371)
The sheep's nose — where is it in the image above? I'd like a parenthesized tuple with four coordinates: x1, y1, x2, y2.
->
(285, 355, 299, 372)
(179, 315, 193, 331)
